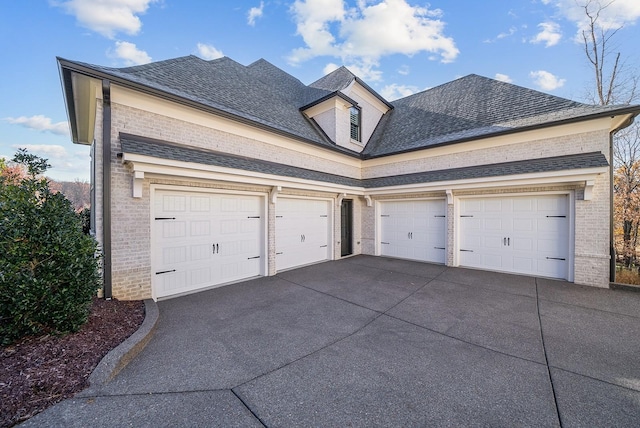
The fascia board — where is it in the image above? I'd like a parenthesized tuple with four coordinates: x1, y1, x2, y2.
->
(122, 153, 365, 195)
(364, 167, 607, 195)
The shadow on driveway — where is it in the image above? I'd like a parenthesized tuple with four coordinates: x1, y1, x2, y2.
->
(23, 256, 640, 427)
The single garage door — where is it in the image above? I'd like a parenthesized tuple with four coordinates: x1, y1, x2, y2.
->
(152, 189, 264, 299)
(380, 199, 446, 264)
(276, 198, 331, 271)
(459, 194, 569, 279)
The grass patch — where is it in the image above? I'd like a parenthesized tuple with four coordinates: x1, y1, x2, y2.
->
(615, 266, 640, 285)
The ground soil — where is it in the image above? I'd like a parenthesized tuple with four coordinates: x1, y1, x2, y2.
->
(0, 298, 145, 427)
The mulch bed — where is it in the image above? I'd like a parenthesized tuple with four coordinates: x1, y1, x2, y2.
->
(0, 298, 145, 427)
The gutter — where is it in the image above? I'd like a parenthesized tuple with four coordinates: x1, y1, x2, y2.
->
(56, 58, 360, 160)
(362, 106, 640, 160)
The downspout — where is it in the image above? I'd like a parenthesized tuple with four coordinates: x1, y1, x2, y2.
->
(609, 130, 615, 283)
(102, 79, 112, 299)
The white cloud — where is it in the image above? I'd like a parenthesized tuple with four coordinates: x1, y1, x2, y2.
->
(530, 70, 566, 91)
(54, 0, 158, 39)
(484, 26, 517, 43)
(14, 144, 69, 159)
(547, 0, 640, 32)
(11, 144, 90, 180)
(344, 61, 383, 82)
(380, 83, 420, 100)
(248, 1, 264, 26)
(397, 65, 410, 75)
(110, 41, 151, 65)
(197, 43, 224, 60)
(288, 0, 458, 80)
(323, 62, 340, 75)
(531, 21, 562, 47)
(3, 115, 69, 136)
(495, 73, 513, 83)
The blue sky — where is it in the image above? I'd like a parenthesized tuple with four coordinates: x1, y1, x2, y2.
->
(1, 0, 639, 181)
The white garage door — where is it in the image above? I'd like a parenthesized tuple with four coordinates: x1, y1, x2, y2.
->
(152, 190, 264, 300)
(459, 194, 569, 279)
(276, 198, 331, 271)
(380, 199, 446, 264)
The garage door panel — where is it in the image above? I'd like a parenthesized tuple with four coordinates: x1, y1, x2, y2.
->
(153, 190, 264, 299)
(459, 195, 569, 280)
(380, 199, 446, 264)
(275, 198, 331, 271)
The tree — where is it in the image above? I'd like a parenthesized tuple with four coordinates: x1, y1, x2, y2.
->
(579, 0, 640, 268)
(0, 149, 101, 345)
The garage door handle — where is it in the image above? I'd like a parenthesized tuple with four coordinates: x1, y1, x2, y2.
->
(212, 243, 219, 254)
(508, 238, 510, 246)
(546, 257, 566, 261)
(503, 237, 506, 246)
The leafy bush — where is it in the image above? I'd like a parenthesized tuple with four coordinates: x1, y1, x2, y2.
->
(0, 150, 101, 345)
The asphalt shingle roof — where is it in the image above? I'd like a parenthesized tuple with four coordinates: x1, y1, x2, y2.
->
(61, 56, 636, 159)
(363, 74, 626, 157)
(121, 134, 608, 189)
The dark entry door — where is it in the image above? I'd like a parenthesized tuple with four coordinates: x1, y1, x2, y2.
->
(341, 199, 353, 257)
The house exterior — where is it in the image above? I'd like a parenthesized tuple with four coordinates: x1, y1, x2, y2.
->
(58, 55, 640, 301)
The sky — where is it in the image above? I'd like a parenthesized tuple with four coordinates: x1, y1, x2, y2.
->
(1, 0, 639, 181)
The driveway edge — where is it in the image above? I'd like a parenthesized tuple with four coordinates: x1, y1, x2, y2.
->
(86, 299, 159, 388)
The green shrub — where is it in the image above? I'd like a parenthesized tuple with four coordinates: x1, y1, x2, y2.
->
(0, 150, 101, 345)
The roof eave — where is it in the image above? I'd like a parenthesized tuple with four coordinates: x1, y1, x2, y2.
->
(57, 58, 361, 159)
(363, 105, 640, 159)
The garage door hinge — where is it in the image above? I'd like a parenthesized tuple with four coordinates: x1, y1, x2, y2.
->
(276, 215, 283, 218)
(460, 249, 473, 252)
(546, 215, 567, 218)
(247, 216, 260, 219)
(434, 247, 445, 250)
(276, 252, 283, 255)
(546, 257, 566, 261)
(320, 215, 328, 217)
(320, 245, 328, 248)
(156, 269, 176, 275)
(460, 215, 473, 218)
(434, 215, 445, 218)
(247, 256, 260, 260)
(155, 217, 176, 220)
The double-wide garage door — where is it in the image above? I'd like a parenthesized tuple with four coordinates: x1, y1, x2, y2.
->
(380, 199, 446, 264)
(459, 194, 569, 279)
(153, 190, 264, 299)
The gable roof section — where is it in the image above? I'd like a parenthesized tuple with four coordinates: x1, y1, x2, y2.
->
(59, 55, 357, 156)
(309, 66, 394, 110)
(59, 56, 638, 160)
(120, 133, 608, 190)
(363, 74, 632, 157)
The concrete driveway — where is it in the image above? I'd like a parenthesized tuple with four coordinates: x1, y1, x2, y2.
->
(24, 256, 640, 427)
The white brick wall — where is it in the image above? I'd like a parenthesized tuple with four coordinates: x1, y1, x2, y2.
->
(96, 100, 612, 299)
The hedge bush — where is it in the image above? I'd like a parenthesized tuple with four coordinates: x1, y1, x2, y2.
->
(0, 150, 101, 345)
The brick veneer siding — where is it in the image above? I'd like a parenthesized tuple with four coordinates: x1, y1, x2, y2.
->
(96, 100, 612, 300)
